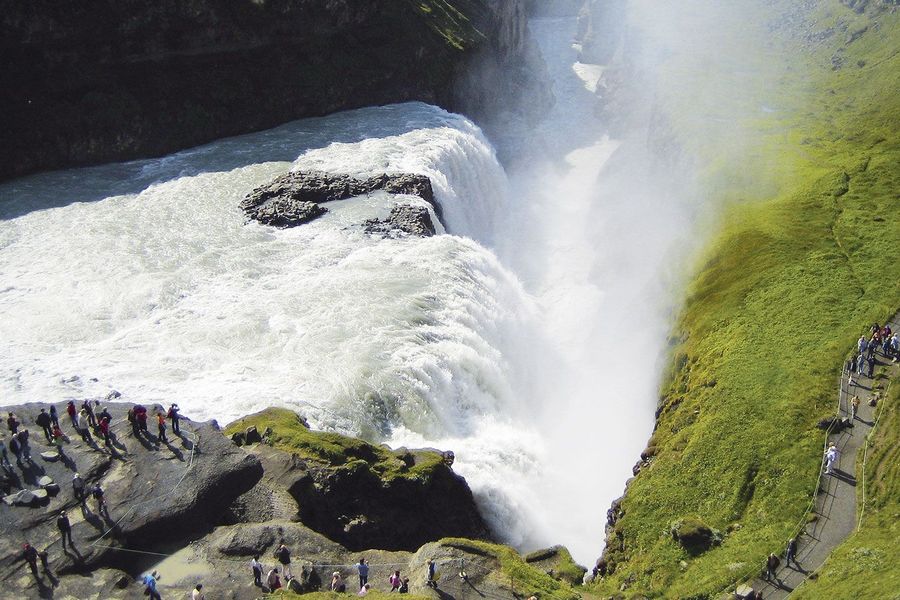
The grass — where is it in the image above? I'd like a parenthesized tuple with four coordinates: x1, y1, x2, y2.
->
(440, 538, 581, 600)
(791, 377, 900, 598)
(224, 408, 444, 482)
(590, 1, 900, 597)
(265, 592, 431, 600)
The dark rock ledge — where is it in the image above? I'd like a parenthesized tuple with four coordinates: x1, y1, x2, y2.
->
(239, 170, 440, 236)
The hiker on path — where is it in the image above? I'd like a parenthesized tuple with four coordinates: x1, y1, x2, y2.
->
(192, 583, 205, 600)
(785, 537, 799, 569)
(276, 543, 292, 579)
(38, 549, 51, 576)
(167, 404, 181, 435)
(97, 406, 112, 425)
(22, 543, 39, 577)
(127, 407, 138, 436)
(7, 412, 19, 434)
(66, 401, 77, 428)
(824, 442, 838, 475)
(76, 409, 93, 443)
(765, 552, 780, 581)
(357, 557, 369, 590)
(390, 570, 402, 591)
(36, 409, 53, 442)
(856, 353, 866, 376)
(251, 555, 263, 586)
(143, 570, 162, 600)
(57, 510, 74, 550)
(266, 567, 282, 591)
(891, 333, 900, 361)
(157, 412, 168, 443)
(858, 335, 868, 355)
(49, 405, 59, 428)
(850, 395, 861, 421)
(399, 577, 409, 593)
(72, 473, 86, 503)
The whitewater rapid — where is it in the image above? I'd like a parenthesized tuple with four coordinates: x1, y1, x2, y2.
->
(0, 16, 700, 565)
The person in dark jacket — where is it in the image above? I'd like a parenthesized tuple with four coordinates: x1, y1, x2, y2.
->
(167, 404, 181, 435)
(57, 510, 74, 550)
(7, 412, 19, 434)
(276, 544, 293, 579)
(36, 409, 53, 442)
(785, 537, 799, 568)
(22, 543, 39, 577)
(49, 405, 60, 428)
(765, 552, 780, 581)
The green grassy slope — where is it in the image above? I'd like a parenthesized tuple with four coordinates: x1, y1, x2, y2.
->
(792, 377, 900, 598)
(591, 2, 900, 597)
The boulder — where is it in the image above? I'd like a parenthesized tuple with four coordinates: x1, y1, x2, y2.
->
(240, 171, 440, 229)
(670, 516, 721, 555)
(364, 204, 436, 237)
(231, 432, 246, 446)
(40, 450, 60, 462)
(245, 426, 262, 444)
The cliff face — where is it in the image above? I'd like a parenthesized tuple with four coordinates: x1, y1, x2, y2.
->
(0, 0, 548, 181)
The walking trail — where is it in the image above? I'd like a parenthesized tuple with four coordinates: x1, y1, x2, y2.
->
(750, 312, 899, 598)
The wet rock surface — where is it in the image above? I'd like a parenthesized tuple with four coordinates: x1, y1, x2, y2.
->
(364, 204, 437, 237)
(0, 401, 261, 599)
(240, 170, 439, 229)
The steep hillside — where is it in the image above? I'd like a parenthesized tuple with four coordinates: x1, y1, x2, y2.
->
(590, 1, 900, 597)
(0, 0, 549, 181)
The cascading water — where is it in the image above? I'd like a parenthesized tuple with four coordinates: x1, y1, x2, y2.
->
(0, 15, 700, 566)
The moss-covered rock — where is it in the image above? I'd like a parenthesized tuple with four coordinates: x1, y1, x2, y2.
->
(225, 408, 489, 551)
(670, 517, 722, 555)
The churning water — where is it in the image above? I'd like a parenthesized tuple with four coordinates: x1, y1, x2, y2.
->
(0, 17, 696, 564)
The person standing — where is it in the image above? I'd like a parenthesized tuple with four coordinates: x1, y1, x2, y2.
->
(390, 570, 402, 591)
(157, 412, 168, 443)
(765, 552, 780, 581)
(167, 404, 181, 435)
(36, 409, 53, 442)
(192, 583, 205, 600)
(332, 571, 346, 592)
(22, 543, 39, 578)
(7, 412, 19, 434)
(49, 405, 60, 428)
(66, 401, 78, 428)
(72, 473, 86, 504)
(251, 555, 263, 586)
(143, 570, 162, 600)
(81, 400, 97, 428)
(857, 335, 868, 356)
(57, 510, 74, 550)
(785, 537, 799, 569)
(867, 354, 876, 378)
(92, 484, 106, 514)
(77, 409, 93, 443)
(9, 435, 22, 463)
(99, 417, 111, 446)
(399, 577, 409, 593)
(824, 442, 838, 475)
(0, 440, 10, 468)
(276, 544, 292, 579)
(266, 567, 282, 591)
(426, 559, 437, 589)
(357, 557, 369, 590)
(850, 395, 861, 421)
(17, 429, 31, 461)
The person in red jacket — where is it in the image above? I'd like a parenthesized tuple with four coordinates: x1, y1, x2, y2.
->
(98, 417, 111, 446)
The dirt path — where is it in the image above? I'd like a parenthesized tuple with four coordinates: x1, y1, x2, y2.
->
(750, 313, 899, 599)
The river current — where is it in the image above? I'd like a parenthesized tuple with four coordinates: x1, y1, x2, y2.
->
(0, 18, 698, 564)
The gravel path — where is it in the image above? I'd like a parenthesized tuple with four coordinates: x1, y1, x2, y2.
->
(749, 313, 899, 599)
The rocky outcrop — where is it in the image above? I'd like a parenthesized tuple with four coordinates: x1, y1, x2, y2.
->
(225, 408, 490, 552)
(364, 204, 437, 237)
(2, 0, 549, 181)
(0, 401, 261, 598)
(576, 0, 628, 64)
(240, 170, 439, 229)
